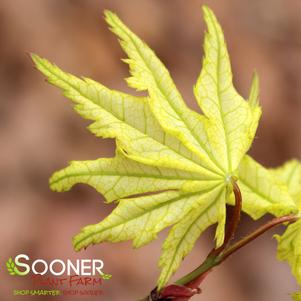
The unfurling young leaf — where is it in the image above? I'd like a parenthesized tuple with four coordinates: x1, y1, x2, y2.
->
(31, 5, 297, 290)
(272, 160, 301, 296)
(292, 291, 301, 301)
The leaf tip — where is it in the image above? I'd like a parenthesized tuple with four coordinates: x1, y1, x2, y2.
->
(30, 53, 41, 67)
(49, 173, 59, 192)
(201, 5, 216, 23)
(249, 70, 260, 107)
(29, 52, 38, 61)
(201, 5, 212, 15)
(104, 9, 120, 28)
(103, 9, 114, 20)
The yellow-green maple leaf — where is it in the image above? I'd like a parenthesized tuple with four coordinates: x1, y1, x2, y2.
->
(292, 292, 301, 301)
(273, 160, 301, 207)
(236, 156, 297, 220)
(271, 160, 301, 292)
(31, 6, 296, 290)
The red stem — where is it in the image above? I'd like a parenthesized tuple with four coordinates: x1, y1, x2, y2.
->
(221, 214, 298, 260)
(210, 179, 242, 256)
(138, 180, 298, 301)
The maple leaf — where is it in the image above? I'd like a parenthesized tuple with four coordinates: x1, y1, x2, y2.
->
(292, 292, 301, 301)
(235, 155, 297, 220)
(271, 160, 301, 294)
(31, 6, 297, 289)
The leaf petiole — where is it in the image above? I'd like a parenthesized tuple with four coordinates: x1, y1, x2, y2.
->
(142, 191, 298, 301)
(172, 214, 298, 298)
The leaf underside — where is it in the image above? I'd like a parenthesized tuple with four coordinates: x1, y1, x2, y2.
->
(32, 5, 297, 290)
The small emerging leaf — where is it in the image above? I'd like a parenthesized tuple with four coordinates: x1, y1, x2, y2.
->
(292, 292, 301, 301)
(275, 219, 301, 286)
(272, 160, 301, 287)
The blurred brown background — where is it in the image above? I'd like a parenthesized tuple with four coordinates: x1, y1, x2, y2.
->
(1, 0, 301, 300)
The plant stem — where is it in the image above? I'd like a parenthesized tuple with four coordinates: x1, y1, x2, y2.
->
(140, 180, 242, 301)
(221, 214, 298, 261)
(175, 214, 298, 288)
(225, 180, 242, 246)
(138, 177, 298, 301)
(210, 178, 242, 256)
(175, 255, 217, 286)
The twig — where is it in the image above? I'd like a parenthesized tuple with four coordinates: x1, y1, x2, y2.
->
(221, 214, 298, 261)
(138, 180, 298, 301)
(174, 214, 298, 289)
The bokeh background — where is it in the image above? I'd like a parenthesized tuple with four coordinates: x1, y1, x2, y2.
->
(1, 0, 301, 300)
